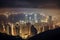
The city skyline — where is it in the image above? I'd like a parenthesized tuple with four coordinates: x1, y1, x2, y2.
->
(0, 8, 60, 23)
(0, 0, 60, 39)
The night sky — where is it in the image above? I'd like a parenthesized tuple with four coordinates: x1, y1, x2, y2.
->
(0, 0, 60, 8)
(0, 0, 60, 24)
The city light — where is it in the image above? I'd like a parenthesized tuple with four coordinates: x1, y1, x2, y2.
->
(0, 8, 59, 39)
(35, 20, 38, 23)
(41, 17, 48, 23)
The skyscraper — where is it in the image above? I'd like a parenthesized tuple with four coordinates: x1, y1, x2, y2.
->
(34, 13, 38, 23)
(48, 16, 53, 30)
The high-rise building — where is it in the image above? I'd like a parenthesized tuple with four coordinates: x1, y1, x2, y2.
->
(25, 13, 41, 24)
(48, 16, 53, 30)
(34, 13, 38, 23)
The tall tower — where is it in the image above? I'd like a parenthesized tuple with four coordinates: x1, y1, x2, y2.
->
(34, 14, 38, 23)
(48, 16, 53, 30)
(25, 14, 28, 23)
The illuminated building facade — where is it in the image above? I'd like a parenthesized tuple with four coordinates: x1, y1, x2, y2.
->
(48, 16, 53, 30)
(0, 12, 56, 39)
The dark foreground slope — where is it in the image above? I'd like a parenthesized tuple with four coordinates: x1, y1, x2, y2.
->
(0, 33, 22, 40)
(0, 28, 60, 40)
(28, 28, 60, 40)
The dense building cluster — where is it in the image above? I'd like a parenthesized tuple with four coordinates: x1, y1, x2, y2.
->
(0, 13, 60, 39)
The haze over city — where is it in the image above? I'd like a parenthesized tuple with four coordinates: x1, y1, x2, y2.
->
(0, 0, 60, 40)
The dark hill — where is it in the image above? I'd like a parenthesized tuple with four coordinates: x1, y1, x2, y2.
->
(0, 28, 60, 40)
(28, 28, 60, 40)
(0, 32, 22, 40)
